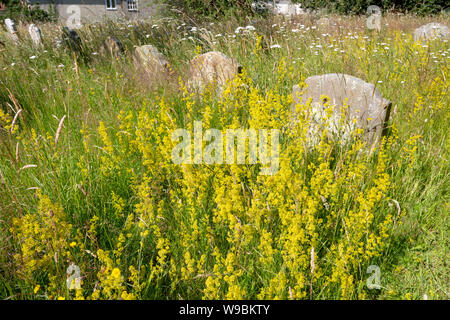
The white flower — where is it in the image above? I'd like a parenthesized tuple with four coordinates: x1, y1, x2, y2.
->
(57, 64, 65, 68)
(11, 62, 15, 67)
(146, 34, 150, 38)
(270, 44, 281, 49)
(234, 27, 243, 34)
(92, 52, 98, 55)
(245, 25, 255, 31)
(29, 56, 36, 60)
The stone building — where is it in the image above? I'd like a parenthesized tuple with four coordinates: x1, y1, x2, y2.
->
(28, 0, 160, 25)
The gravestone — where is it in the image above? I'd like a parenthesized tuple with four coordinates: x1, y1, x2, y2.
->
(133, 44, 169, 73)
(188, 51, 241, 92)
(292, 73, 391, 146)
(62, 27, 82, 53)
(4, 18, 18, 42)
(414, 23, 449, 41)
(28, 24, 42, 46)
(99, 36, 124, 58)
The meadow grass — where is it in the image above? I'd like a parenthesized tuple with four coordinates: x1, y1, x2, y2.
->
(0, 12, 448, 300)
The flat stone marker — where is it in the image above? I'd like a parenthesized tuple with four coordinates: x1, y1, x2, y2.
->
(28, 24, 42, 46)
(188, 51, 241, 92)
(292, 73, 391, 146)
(414, 23, 449, 41)
(4, 18, 18, 42)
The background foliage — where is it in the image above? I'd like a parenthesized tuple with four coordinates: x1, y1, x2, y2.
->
(0, 0, 54, 22)
(163, 0, 449, 17)
(293, 0, 449, 15)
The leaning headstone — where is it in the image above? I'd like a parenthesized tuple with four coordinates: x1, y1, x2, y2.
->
(133, 44, 169, 73)
(4, 18, 18, 42)
(28, 24, 42, 46)
(292, 73, 391, 146)
(414, 23, 449, 41)
(188, 51, 241, 92)
(62, 27, 82, 54)
(99, 36, 124, 58)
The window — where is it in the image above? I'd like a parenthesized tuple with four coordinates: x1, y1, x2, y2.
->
(105, 0, 117, 10)
(127, 0, 138, 11)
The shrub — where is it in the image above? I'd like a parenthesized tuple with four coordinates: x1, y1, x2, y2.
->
(0, 0, 54, 22)
(161, 0, 256, 19)
(294, 0, 449, 14)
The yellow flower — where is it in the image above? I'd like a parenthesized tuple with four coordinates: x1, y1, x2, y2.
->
(34, 285, 40, 294)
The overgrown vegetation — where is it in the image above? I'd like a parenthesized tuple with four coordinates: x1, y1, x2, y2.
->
(0, 0, 54, 23)
(0, 13, 448, 300)
(295, 0, 449, 15)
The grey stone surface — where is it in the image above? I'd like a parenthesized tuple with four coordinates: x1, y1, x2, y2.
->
(28, 24, 42, 46)
(414, 23, 449, 41)
(187, 51, 240, 92)
(133, 44, 170, 74)
(292, 73, 391, 146)
(62, 27, 82, 53)
(28, 0, 162, 25)
(4, 18, 18, 42)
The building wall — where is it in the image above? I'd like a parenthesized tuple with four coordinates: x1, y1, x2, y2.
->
(29, 0, 160, 25)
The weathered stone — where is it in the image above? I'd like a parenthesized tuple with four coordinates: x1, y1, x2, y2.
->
(292, 73, 391, 146)
(99, 36, 124, 58)
(62, 27, 82, 53)
(414, 23, 449, 41)
(4, 18, 18, 42)
(188, 51, 241, 92)
(28, 24, 42, 46)
(133, 44, 169, 73)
